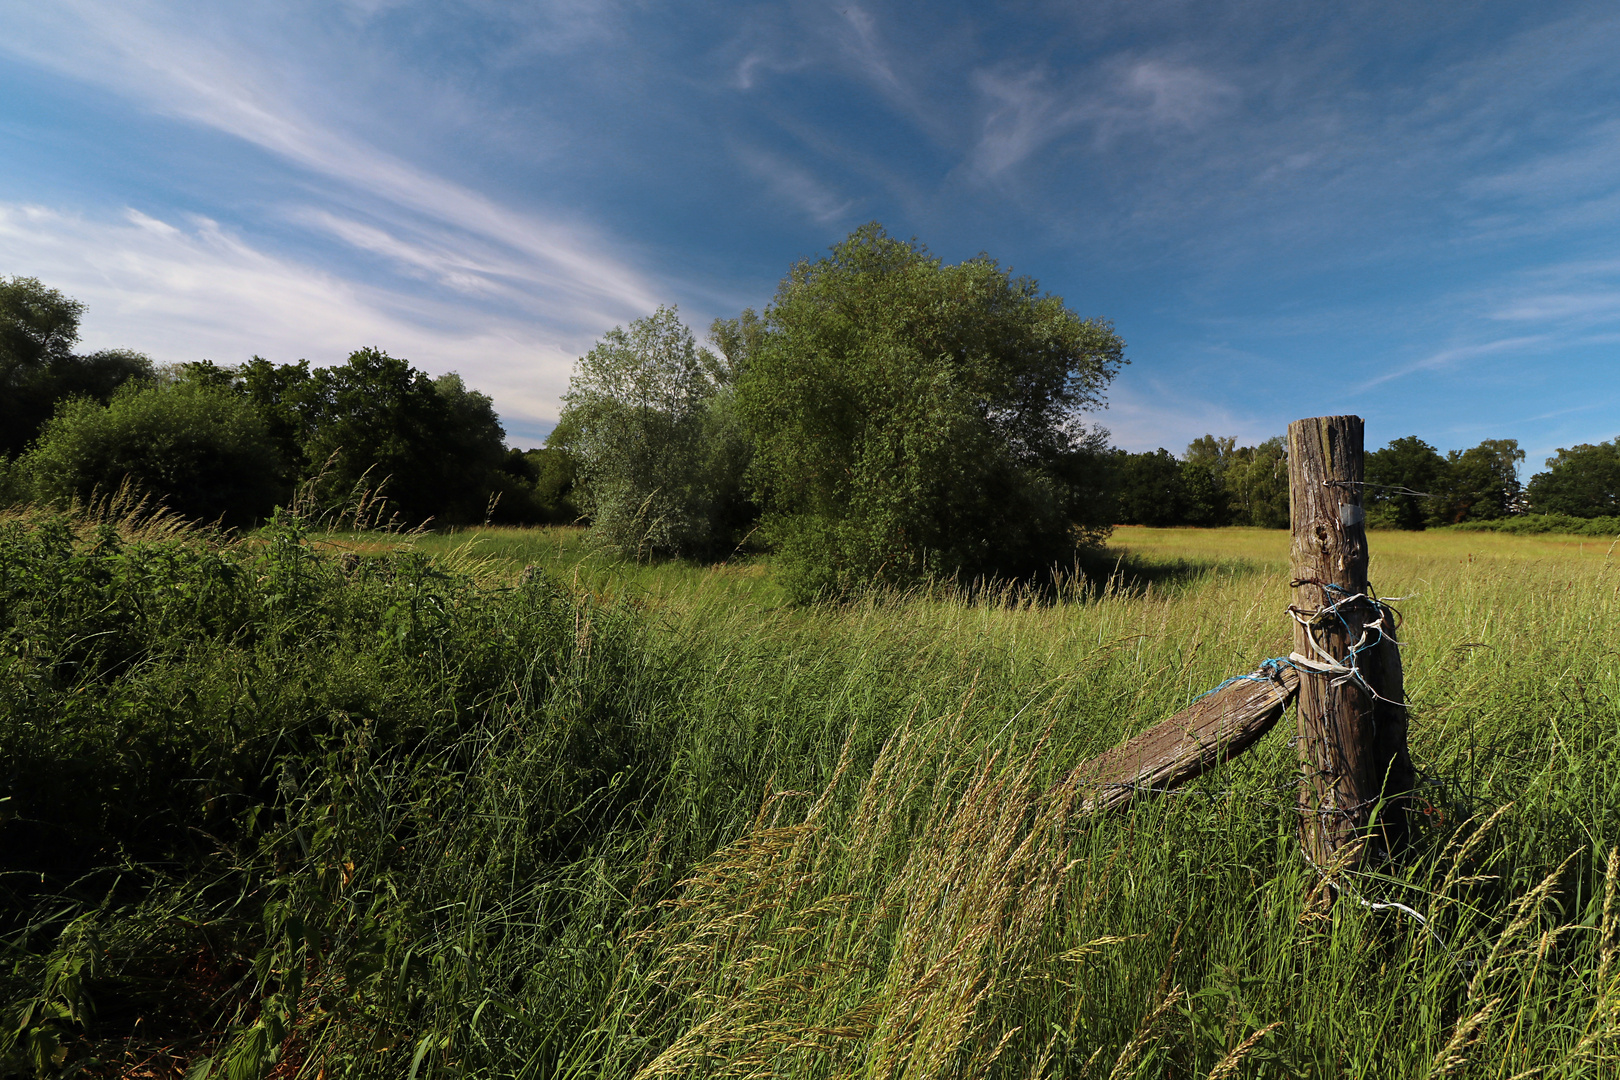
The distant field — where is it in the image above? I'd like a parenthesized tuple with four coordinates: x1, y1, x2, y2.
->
(322, 521, 1620, 585)
(1111, 522, 1620, 567)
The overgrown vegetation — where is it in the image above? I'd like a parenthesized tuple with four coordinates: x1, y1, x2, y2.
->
(5, 514, 1620, 1077)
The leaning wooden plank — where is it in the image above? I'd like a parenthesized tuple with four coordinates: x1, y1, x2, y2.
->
(1060, 665, 1300, 814)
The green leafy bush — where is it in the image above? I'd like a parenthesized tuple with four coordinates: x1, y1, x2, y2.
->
(1438, 512, 1620, 536)
(18, 379, 282, 527)
(1, 276, 152, 456)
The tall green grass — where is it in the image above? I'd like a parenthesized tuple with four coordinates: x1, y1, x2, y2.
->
(3, 519, 1619, 1077)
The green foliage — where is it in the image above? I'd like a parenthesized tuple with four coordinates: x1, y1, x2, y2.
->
(17, 380, 281, 526)
(561, 306, 748, 558)
(0, 276, 82, 380)
(1367, 437, 1529, 529)
(1432, 439, 1525, 524)
(231, 356, 322, 490)
(300, 349, 505, 525)
(737, 224, 1123, 598)
(1177, 457, 1230, 527)
(1113, 448, 1185, 526)
(1439, 512, 1620, 536)
(1527, 439, 1620, 518)
(1171, 437, 1238, 527)
(1226, 436, 1290, 528)
(185, 351, 514, 527)
(1366, 435, 1447, 529)
(529, 423, 584, 523)
(1111, 437, 1287, 529)
(482, 444, 575, 526)
(1, 277, 151, 456)
(707, 307, 764, 374)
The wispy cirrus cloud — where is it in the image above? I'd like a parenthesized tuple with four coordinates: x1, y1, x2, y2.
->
(1362, 335, 1553, 390)
(735, 147, 856, 225)
(0, 0, 665, 328)
(0, 202, 577, 442)
(969, 56, 1240, 178)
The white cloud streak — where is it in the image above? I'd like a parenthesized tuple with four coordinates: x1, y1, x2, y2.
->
(1362, 335, 1552, 390)
(0, 0, 664, 331)
(969, 57, 1240, 178)
(736, 147, 855, 225)
(0, 203, 576, 440)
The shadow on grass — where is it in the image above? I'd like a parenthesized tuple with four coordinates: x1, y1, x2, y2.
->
(1068, 545, 1272, 600)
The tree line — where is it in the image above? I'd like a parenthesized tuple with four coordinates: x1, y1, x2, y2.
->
(1111, 431, 1618, 529)
(551, 225, 1124, 600)
(0, 276, 576, 529)
(7, 225, 1617, 597)
(3, 227, 1128, 599)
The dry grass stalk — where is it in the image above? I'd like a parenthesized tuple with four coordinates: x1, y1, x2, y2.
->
(1434, 803, 1514, 906)
(1468, 851, 1579, 1002)
(1205, 1021, 1282, 1080)
(1104, 984, 1184, 1080)
(0, 477, 197, 544)
(1597, 847, 1618, 990)
(1426, 997, 1500, 1078)
(617, 712, 1106, 1080)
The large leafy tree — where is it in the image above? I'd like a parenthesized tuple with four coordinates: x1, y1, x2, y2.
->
(1180, 435, 1238, 527)
(1113, 449, 1184, 526)
(560, 306, 747, 558)
(1, 277, 151, 455)
(1226, 437, 1289, 528)
(297, 349, 506, 525)
(1527, 440, 1620, 518)
(1366, 436, 1448, 529)
(185, 350, 511, 525)
(736, 224, 1124, 597)
(1433, 439, 1525, 523)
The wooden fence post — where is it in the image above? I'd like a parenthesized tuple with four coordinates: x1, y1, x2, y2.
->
(1288, 415, 1415, 868)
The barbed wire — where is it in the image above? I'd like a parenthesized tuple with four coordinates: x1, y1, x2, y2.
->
(1322, 479, 1434, 498)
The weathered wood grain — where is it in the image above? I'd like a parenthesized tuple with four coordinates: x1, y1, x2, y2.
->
(1288, 415, 1414, 866)
(1063, 665, 1300, 814)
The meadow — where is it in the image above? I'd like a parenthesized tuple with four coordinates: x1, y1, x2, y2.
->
(3, 515, 1619, 1078)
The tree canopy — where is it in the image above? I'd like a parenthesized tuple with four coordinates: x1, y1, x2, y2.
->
(1, 276, 152, 455)
(1527, 440, 1620, 518)
(21, 379, 281, 526)
(559, 306, 749, 558)
(735, 224, 1124, 597)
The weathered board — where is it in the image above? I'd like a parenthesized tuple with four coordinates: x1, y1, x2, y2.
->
(1061, 665, 1301, 814)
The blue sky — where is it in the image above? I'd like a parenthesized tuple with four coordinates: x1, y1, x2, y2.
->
(2, 1, 1617, 465)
